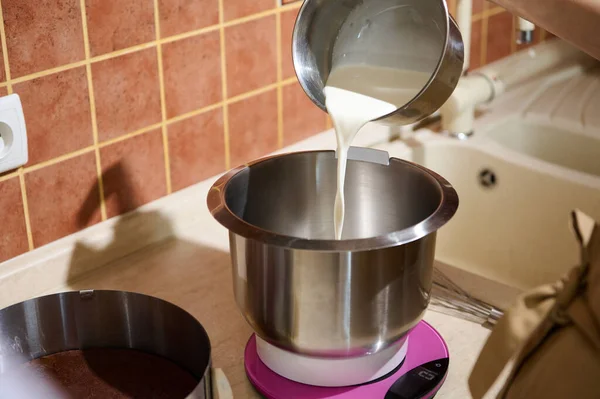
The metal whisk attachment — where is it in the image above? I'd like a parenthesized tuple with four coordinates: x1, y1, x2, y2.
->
(430, 268, 504, 329)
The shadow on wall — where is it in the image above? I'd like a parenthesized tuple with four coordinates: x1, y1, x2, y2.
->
(66, 162, 175, 285)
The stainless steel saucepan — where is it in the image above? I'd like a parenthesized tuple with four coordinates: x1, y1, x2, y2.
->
(292, 0, 464, 126)
(208, 147, 459, 358)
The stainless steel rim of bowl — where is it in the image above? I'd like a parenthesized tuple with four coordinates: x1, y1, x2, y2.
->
(207, 150, 459, 251)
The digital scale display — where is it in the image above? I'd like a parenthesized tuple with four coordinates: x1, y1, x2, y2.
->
(385, 358, 449, 399)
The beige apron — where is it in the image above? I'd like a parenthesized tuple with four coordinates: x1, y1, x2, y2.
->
(469, 209, 600, 399)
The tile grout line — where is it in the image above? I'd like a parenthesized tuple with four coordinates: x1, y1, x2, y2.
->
(325, 114, 332, 130)
(24, 146, 97, 174)
(167, 103, 223, 126)
(79, 0, 107, 221)
(17, 172, 33, 250)
(0, 0, 34, 251)
(223, 7, 279, 28)
(7, 60, 88, 86)
(218, 0, 231, 170)
(91, 41, 158, 63)
(153, 0, 172, 194)
(160, 25, 220, 46)
(486, 7, 507, 18)
(229, 81, 279, 103)
(281, 76, 297, 86)
(0, 1, 10, 91)
(0, 170, 18, 183)
(99, 123, 163, 149)
(471, 6, 504, 23)
(275, 5, 284, 148)
(472, 12, 484, 23)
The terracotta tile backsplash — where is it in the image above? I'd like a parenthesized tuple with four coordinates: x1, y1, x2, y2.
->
(93, 48, 162, 141)
(0, 178, 28, 262)
(225, 15, 277, 97)
(15, 67, 93, 165)
(3, 0, 85, 78)
(168, 108, 226, 191)
(280, 8, 298, 80)
(283, 82, 326, 146)
(470, 20, 483, 70)
(228, 89, 278, 167)
(163, 31, 222, 117)
(158, 0, 219, 38)
(86, 0, 156, 56)
(486, 11, 514, 64)
(0, 0, 553, 262)
(223, 0, 273, 21)
(472, 0, 485, 15)
(26, 153, 101, 247)
(0, 42, 6, 83)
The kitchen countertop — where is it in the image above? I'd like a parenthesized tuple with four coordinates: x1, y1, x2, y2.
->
(37, 170, 519, 399)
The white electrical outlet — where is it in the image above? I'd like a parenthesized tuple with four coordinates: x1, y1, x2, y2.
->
(0, 94, 27, 174)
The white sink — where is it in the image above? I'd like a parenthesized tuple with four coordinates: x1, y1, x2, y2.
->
(377, 135, 600, 291)
(484, 118, 600, 178)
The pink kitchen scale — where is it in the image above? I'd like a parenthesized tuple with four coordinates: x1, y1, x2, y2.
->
(244, 321, 449, 399)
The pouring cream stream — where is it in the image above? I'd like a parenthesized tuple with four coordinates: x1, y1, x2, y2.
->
(324, 65, 430, 239)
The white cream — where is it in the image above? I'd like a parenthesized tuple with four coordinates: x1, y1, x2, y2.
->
(324, 65, 431, 239)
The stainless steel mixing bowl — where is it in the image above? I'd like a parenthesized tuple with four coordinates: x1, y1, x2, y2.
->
(0, 290, 212, 398)
(292, 0, 464, 126)
(208, 148, 458, 357)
